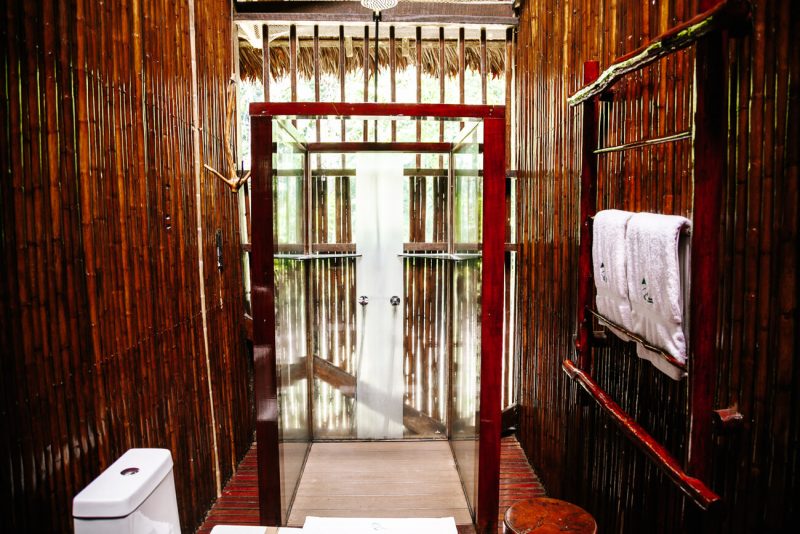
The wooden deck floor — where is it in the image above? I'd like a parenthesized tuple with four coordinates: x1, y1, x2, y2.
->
(288, 441, 470, 526)
(197, 436, 545, 533)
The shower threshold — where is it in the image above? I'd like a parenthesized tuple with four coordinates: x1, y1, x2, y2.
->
(286, 441, 472, 528)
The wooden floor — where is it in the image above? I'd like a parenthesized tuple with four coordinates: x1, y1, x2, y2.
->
(288, 441, 471, 526)
(197, 436, 545, 533)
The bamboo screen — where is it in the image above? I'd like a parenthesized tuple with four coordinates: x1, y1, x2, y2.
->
(514, 0, 799, 532)
(0, 0, 252, 532)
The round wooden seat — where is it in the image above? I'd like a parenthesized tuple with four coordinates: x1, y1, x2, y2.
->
(503, 497, 597, 534)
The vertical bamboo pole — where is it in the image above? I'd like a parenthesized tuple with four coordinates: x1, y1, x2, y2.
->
(390, 25, 396, 141)
(314, 24, 320, 143)
(74, 0, 109, 465)
(188, 0, 220, 495)
(480, 28, 487, 105)
(289, 24, 297, 102)
(262, 24, 270, 101)
(575, 61, 599, 374)
(439, 27, 445, 168)
(363, 25, 369, 141)
(339, 25, 346, 166)
(505, 28, 513, 168)
(687, 14, 726, 491)
(416, 26, 421, 168)
(458, 27, 465, 129)
(304, 150, 314, 440)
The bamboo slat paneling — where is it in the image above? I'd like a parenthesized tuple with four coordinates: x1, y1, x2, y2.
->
(0, 0, 252, 532)
(514, 0, 799, 531)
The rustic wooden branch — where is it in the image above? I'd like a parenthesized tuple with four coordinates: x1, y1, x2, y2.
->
(206, 78, 250, 192)
(562, 359, 721, 511)
(568, 0, 751, 106)
(403, 404, 446, 436)
(204, 164, 250, 192)
(313, 356, 356, 397)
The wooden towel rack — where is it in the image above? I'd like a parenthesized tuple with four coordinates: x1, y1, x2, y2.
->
(565, 0, 751, 513)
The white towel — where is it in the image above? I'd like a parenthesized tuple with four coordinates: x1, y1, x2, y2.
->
(625, 212, 691, 380)
(592, 209, 635, 341)
(302, 517, 458, 534)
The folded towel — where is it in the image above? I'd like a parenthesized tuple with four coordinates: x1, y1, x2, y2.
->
(636, 344, 688, 381)
(302, 517, 458, 534)
(592, 209, 635, 341)
(625, 212, 692, 380)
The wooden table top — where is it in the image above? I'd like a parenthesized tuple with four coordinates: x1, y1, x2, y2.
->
(503, 497, 597, 534)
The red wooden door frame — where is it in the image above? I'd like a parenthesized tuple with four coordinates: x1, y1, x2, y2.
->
(250, 102, 506, 532)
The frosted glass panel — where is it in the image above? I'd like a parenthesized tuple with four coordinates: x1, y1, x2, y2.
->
(355, 154, 406, 439)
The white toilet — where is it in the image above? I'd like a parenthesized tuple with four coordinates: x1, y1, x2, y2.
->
(73, 448, 181, 534)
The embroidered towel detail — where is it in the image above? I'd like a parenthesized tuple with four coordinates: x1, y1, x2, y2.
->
(592, 209, 635, 341)
(625, 212, 692, 379)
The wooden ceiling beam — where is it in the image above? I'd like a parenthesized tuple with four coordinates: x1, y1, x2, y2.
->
(234, 1, 518, 26)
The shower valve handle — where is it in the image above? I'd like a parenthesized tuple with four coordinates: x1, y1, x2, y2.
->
(358, 295, 369, 306)
(390, 296, 401, 306)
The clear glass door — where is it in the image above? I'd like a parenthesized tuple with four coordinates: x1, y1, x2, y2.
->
(449, 123, 483, 518)
(308, 155, 358, 439)
(272, 120, 311, 521)
(307, 152, 453, 440)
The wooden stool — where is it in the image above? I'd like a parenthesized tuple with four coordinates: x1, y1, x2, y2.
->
(503, 497, 597, 534)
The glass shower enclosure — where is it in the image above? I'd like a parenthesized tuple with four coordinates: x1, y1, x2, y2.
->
(250, 103, 506, 532)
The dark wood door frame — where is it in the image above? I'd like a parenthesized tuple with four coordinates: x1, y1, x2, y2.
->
(250, 102, 506, 532)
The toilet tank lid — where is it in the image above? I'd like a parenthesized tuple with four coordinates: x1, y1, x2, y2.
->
(73, 448, 174, 518)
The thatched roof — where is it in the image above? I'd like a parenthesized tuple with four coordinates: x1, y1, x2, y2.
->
(239, 37, 507, 82)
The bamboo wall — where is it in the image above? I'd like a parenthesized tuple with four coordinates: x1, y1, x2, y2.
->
(514, 0, 799, 531)
(0, 0, 253, 532)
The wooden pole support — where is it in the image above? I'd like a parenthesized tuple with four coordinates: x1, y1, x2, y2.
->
(575, 60, 600, 374)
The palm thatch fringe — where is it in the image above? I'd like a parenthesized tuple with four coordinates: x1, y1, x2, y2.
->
(239, 38, 506, 82)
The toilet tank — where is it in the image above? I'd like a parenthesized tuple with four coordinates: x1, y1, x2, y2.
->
(73, 448, 181, 534)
